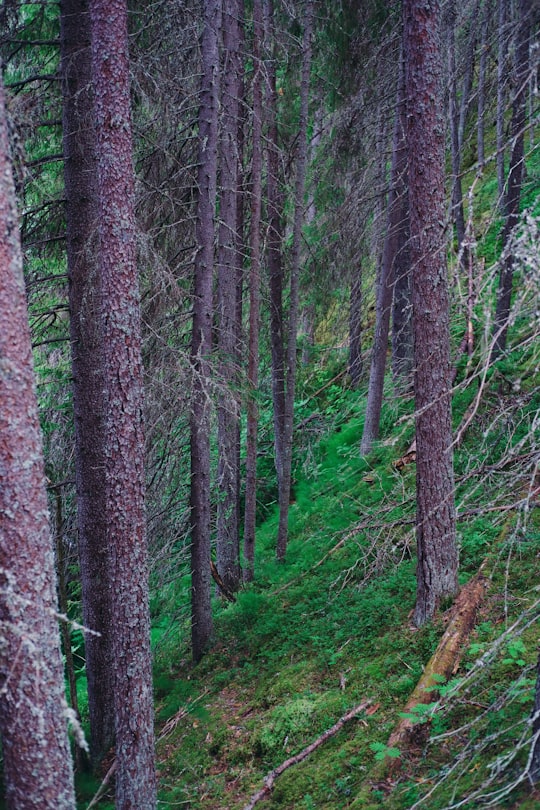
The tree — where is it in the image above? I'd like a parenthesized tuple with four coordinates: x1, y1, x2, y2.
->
(265, 0, 287, 493)
(191, 0, 221, 661)
(360, 40, 408, 455)
(276, 0, 314, 561)
(403, 0, 459, 626)
(493, 0, 532, 357)
(244, 0, 264, 581)
(60, 0, 114, 767)
(0, 75, 77, 810)
(89, 0, 156, 804)
(217, 0, 244, 593)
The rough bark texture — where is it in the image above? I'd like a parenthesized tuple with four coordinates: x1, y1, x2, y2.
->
(496, 0, 508, 208)
(90, 1, 156, 806)
(477, 0, 490, 169)
(264, 0, 286, 491)
(0, 77, 77, 810)
(276, 1, 314, 560)
(60, 0, 114, 767)
(361, 43, 407, 455)
(404, 0, 459, 627)
(191, 0, 221, 661)
(493, 0, 531, 356)
(217, 0, 243, 592)
(244, 0, 264, 582)
(447, 3, 468, 268)
(391, 51, 412, 389)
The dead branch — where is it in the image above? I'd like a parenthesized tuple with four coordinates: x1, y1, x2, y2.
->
(210, 560, 236, 603)
(243, 701, 371, 810)
(86, 761, 117, 810)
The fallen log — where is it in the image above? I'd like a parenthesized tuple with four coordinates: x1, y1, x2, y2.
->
(385, 564, 488, 771)
(243, 700, 371, 810)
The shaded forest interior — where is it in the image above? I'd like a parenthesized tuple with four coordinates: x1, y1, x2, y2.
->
(0, 0, 539, 808)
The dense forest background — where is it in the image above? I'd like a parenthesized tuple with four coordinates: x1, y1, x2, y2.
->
(0, 0, 539, 808)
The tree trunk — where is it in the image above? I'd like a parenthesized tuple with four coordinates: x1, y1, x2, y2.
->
(448, 3, 468, 266)
(493, 0, 531, 357)
(191, 0, 221, 662)
(217, 0, 243, 593)
(276, 0, 314, 561)
(360, 42, 407, 455)
(477, 0, 490, 170)
(457, 0, 480, 153)
(348, 267, 363, 387)
(244, 0, 264, 582)
(0, 76, 77, 810)
(89, 1, 156, 806)
(391, 47, 412, 389)
(403, 0, 459, 627)
(496, 0, 508, 208)
(264, 0, 286, 492)
(60, 0, 115, 768)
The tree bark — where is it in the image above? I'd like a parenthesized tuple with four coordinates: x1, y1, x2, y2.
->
(496, 0, 508, 209)
(493, 0, 531, 357)
(0, 76, 77, 810)
(448, 2, 468, 267)
(457, 0, 480, 154)
(60, 0, 114, 768)
(217, 0, 243, 592)
(276, 0, 314, 561)
(403, 0, 459, 627)
(244, 0, 264, 582)
(191, 0, 221, 662)
(264, 0, 286, 492)
(477, 0, 490, 170)
(90, 0, 156, 806)
(361, 42, 407, 454)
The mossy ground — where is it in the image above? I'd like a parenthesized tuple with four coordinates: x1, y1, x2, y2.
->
(73, 344, 540, 809)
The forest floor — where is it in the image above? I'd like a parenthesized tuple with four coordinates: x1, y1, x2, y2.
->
(76, 340, 540, 809)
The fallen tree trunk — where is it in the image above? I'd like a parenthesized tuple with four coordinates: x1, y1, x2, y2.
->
(386, 565, 488, 766)
(243, 701, 371, 810)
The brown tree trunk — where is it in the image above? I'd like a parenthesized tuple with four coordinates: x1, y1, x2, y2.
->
(60, 0, 114, 768)
(90, 0, 156, 806)
(276, 0, 314, 561)
(496, 0, 508, 208)
(0, 76, 77, 810)
(477, 0, 490, 170)
(191, 0, 221, 661)
(217, 0, 243, 592)
(264, 0, 286, 492)
(493, 0, 531, 357)
(361, 43, 407, 455)
(244, 0, 264, 582)
(404, 0, 459, 627)
(457, 0, 480, 153)
(448, 2, 468, 266)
